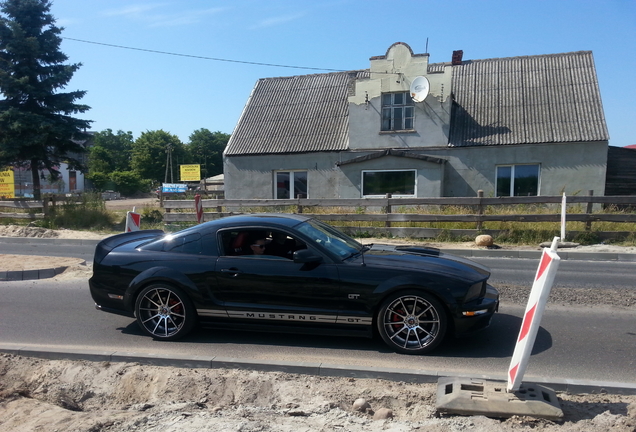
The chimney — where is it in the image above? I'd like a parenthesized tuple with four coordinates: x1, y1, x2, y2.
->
(452, 50, 463, 65)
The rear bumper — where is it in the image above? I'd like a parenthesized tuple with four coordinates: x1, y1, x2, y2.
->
(95, 303, 135, 318)
(89, 277, 133, 317)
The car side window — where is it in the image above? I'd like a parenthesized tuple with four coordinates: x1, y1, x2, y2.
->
(265, 230, 306, 260)
(219, 229, 307, 259)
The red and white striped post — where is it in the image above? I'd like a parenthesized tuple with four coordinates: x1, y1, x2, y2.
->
(194, 194, 204, 224)
(125, 206, 141, 232)
(507, 236, 561, 392)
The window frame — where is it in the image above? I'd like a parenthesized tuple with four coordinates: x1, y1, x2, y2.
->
(274, 170, 308, 199)
(361, 169, 417, 198)
(381, 92, 415, 132)
(495, 164, 541, 197)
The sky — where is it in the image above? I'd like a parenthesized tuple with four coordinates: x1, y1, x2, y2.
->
(43, 0, 636, 146)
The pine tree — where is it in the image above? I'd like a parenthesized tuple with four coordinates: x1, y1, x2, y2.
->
(0, 0, 91, 200)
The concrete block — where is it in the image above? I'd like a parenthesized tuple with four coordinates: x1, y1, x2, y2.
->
(38, 269, 56, 279)
(436, 377, 563, 420)
(211, 357, 322, 375)
(110, 352, 213, 369)
(6, 271, 23, 281)
(319, 363, 439, 383)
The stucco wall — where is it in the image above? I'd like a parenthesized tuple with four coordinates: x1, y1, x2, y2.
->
(224, 141, 607, 199)
(348, 43, 453, 149)
(224, 153, 342, 199)
(421, 141, 608, 197)
(338, 155, 444, 198)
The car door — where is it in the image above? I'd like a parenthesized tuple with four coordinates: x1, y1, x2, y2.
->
(215, 237, 341, 324)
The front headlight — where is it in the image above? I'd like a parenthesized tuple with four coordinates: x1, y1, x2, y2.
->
(464, 281, 486, 304)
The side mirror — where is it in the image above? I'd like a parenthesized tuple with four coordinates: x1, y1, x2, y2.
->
(293, 249, 322, 264)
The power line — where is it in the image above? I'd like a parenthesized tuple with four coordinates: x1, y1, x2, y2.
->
(63, 37, 347, 72)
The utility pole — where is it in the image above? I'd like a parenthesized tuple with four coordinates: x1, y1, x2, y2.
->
(164, 144, 173, 183)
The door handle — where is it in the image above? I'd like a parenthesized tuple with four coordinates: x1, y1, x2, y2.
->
(220, 268, 241, 277)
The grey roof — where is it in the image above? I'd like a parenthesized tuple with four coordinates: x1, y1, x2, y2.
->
(449, 51, 609, 146)
(225, 51, 608, 156)
(224, 71, 367, 156)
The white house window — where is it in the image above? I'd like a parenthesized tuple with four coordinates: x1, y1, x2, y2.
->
(496, 164, 540, 196)
(381, 92, 414, 131)
(275, 171, 307, 199)
(362, 170, 416, 197)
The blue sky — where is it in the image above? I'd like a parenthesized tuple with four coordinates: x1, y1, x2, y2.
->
(50, 0, 635, 146)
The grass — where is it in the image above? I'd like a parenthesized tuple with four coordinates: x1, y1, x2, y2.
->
(38, 193, 114, 231)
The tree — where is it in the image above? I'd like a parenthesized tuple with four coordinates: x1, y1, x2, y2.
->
(86, 129, 133, 192)
(88, 129, 133, 173)
(186, 129, 229, 178)
(0, 0, 91, 200)
(131, 130, 185, 185)
(109, 170, 149, 196)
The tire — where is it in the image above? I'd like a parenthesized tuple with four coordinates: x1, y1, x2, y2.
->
(377, 291, 447, 355)
(135, 284, 196, 340)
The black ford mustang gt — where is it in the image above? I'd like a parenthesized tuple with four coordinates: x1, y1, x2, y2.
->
(89, 213, 499, 355)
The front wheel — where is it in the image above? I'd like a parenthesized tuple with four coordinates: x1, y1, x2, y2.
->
(377, 291, 447, 355)
(135, 284, 196, 340)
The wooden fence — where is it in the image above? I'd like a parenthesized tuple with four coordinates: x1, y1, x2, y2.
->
(0, 200, 50, 220)
(0, 196, 79, 220)
(161, 191, 636, 240)
(3, 191, 635, 239)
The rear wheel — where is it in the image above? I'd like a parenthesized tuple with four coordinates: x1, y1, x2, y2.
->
(135, 284, 195, 340)
(377, 291, 447, 355)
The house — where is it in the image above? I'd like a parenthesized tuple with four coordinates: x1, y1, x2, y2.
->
(4, 135, 91, 198)
(5, 163, 85, 198)
(223, 42, 609, 199)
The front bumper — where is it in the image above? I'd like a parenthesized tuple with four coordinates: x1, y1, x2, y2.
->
(453, 284, 499, 336)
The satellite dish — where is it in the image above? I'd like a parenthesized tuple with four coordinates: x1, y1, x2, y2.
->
(410, 76, 430, 102)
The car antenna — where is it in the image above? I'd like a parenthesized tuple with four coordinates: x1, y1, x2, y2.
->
(360, 244, 368, 267)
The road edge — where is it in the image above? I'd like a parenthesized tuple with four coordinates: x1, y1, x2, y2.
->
(1, 344, 634, 396)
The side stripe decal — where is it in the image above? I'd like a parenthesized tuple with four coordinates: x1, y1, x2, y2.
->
(197, 309, 372, 325)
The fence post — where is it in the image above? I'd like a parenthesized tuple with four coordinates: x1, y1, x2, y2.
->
(42, 196, 48, 217)
(296, 194, 306, 214)
(585, 190, 594, 231)
(476, 190, 484, 231)
(385, 193, 392, 228)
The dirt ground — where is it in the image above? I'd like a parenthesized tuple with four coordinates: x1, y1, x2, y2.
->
(0, 354, 635, 432)
(103, 196, 161, 211)
(1, 222, 636, 431)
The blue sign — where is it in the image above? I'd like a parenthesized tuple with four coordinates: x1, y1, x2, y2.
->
(162, 183, 188, 193)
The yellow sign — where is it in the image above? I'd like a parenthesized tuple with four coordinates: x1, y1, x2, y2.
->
(180, 164, 201, 182)
(0, 168, 15, 198)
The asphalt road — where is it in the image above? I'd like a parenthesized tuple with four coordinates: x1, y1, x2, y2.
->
(2, 241, 635, 290)
(473, 257, 636, 290)
(1, 278, 635, 387)
(0, 240, 96, 262)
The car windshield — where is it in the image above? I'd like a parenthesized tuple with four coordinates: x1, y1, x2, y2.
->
(296, 219, 362, 260)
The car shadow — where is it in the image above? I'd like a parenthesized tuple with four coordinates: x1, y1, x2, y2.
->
(433, 312, 552, 359)
(118, 320, 389, 353)
(116, 311, 552, 359)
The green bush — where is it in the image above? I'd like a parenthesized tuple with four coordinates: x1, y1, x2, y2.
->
(571, 231, 601, 245)
(42, 193, 114, 230)
(141, 207, 163, 224)
(110, 170, 147, 196)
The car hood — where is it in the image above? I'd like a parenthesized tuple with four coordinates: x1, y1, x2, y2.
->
(360, 244, 490, 282)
